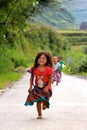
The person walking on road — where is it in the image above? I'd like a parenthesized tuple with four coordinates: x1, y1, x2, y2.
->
(24, 51, 53, 119)
(52, 56, 60, 85)
(57, 55, 65, 78)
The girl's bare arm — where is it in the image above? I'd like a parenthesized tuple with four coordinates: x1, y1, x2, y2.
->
(28, 74, 34, 92)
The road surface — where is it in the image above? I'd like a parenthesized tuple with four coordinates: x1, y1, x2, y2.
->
(0, 73, 87, 130)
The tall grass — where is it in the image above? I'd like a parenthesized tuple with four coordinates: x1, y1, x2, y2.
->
(0, 72, 22, 89)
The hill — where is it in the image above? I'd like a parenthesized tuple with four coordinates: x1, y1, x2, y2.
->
(31, 0, 87, 29)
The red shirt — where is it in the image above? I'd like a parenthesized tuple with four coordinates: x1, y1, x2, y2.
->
(30, 66, 53, 89)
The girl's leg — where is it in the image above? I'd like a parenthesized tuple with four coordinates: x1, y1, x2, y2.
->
(56, 72, 60, 85)
(42, 101, 47, 110)
(36, 102, 42, 119)
(56, 82, 58, 85)
(56, 72, 58, 85)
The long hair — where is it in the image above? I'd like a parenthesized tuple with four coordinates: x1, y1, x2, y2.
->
(33, 51, 53, 68)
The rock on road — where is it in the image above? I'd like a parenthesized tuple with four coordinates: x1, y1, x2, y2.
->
(0, 73, 87, 130)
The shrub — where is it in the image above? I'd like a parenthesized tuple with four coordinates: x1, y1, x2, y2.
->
(0, 54, 14, 74)
(77, 56, 87, 72)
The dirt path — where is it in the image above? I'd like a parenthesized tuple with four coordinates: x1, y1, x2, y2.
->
(0, 73, 87, 130)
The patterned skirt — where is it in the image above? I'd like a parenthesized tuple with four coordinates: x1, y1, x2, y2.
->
(24, 86, 52, 108)
(53, 70, 60, 83)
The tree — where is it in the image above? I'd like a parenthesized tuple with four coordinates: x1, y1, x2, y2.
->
(0, 0, 38, 46)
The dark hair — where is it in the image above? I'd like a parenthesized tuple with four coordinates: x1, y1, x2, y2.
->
(57, 55, 62, 59)
(33, 51, 53, 68)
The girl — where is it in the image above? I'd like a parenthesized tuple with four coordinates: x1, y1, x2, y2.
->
(24, 51, 53, 119)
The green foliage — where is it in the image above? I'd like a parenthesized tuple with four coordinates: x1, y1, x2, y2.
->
(60, 30, 87, 46)
(0, 0, 38, 47)
(0, 46, 14, 74)
(63, 49, 86, 74)
(77, 56, 87, 72)
(11, 50, 27, 68)
(0, 0, 38, 74)
(24, 25, 69, 55)
(60, 30, 87, 74)
(0, 55, 13, 74)
(0, 72, 22, 89)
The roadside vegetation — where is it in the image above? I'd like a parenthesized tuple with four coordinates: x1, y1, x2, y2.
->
(0, 0, 38, 89)
(61, 30, 87, 76)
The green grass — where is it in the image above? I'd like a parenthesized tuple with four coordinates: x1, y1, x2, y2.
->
(63, 67, 87, 76)
(79, 72, 87, 76)
(0, 72, 22, 89)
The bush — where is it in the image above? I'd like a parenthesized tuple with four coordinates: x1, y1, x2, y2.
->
(0, 54, 14, 74)
(64, 50, 86, 74)
(11, 49, 28, 68)
(77, 56, 87, 72)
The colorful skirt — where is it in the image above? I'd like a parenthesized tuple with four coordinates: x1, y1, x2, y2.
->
(53, 70, 60, 83)
(24, 86, 52, 108)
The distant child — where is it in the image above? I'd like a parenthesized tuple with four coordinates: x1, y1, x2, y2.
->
(57, 55, 65, 78)
(52, 56, 60, 85)
(24, 51, 53, 119)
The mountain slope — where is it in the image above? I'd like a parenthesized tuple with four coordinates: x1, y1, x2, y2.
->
(63, 0, 87, 24)
(31, 0, 87, 29)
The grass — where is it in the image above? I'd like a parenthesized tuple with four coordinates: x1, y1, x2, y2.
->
(78, 72, 87, 77)
(0, 72, 22, 90)
(63, 66, 87, 77)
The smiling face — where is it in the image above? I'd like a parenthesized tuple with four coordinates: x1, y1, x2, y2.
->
(38, 54, 47, 66)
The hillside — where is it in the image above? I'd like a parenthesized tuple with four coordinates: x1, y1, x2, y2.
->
(63, 0, 87, 24)
(31, 0, 87, 29)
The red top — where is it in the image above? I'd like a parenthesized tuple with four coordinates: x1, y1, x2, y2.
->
(30, 66, 53, 90)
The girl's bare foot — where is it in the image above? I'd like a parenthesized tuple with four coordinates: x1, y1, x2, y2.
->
(42, 102, 47, 110)
(37, 115, 42, 119)
(56, 82, 58, 85)
(42, 105, 47, 110)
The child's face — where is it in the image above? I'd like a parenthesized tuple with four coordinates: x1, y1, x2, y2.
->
(38, 54, 47, 66)
(53, 57, 57, 64)
(57, 57, 61, 62)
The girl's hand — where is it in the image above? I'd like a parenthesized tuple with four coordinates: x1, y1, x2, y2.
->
(43, 87, 48, 93)
(28, 88, 32, 93)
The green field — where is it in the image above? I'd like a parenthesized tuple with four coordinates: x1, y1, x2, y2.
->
(58, 30, 87, 46)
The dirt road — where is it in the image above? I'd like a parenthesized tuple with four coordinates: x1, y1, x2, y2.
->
(0, 73, 87, 130)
